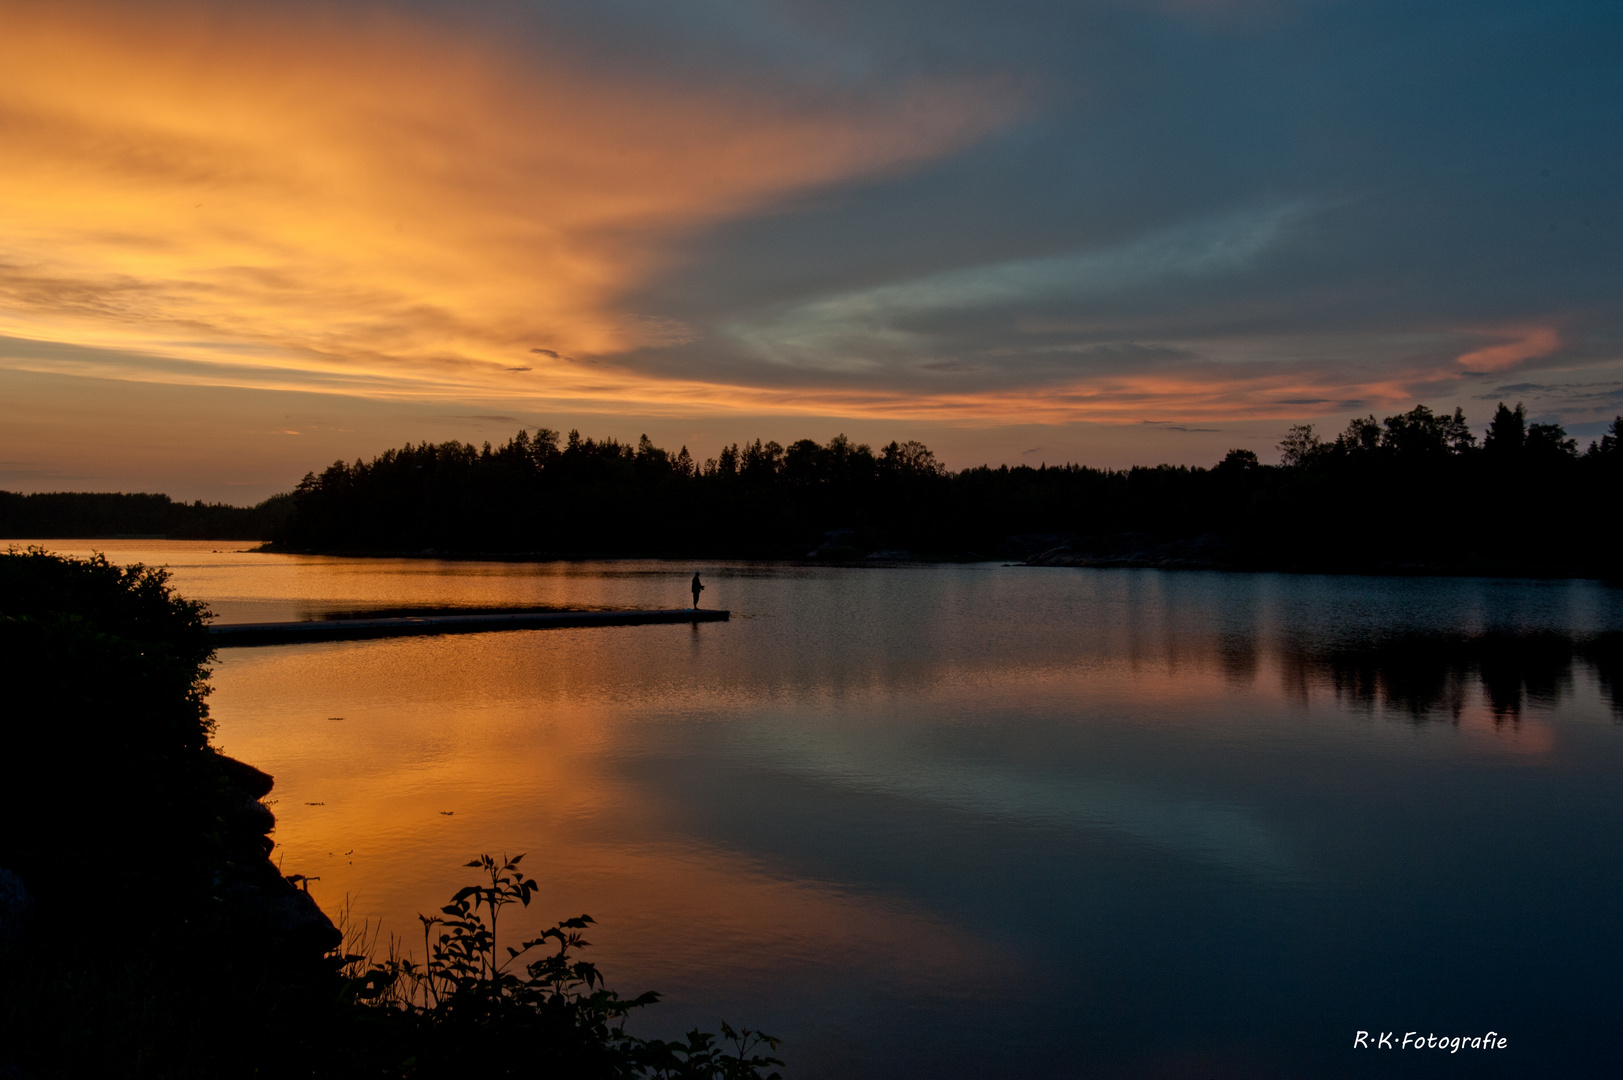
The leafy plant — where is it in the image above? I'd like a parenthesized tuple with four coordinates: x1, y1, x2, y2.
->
(341, 854, 783, 1080)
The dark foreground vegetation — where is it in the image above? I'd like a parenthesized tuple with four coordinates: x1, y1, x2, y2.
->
(270, 403, 1623, 577)
(0, 549, 780, 1079)
(0, 490, 292, 540)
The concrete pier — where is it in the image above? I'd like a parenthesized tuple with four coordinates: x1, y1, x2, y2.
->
(209, 608, 730, 647)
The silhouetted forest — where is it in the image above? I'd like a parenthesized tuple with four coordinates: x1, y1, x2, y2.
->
(0, 490, 292, 539)
(270, 403, 1623, 577)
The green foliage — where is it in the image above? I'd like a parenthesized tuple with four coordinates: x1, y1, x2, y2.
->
(343, 854, 783, 1080)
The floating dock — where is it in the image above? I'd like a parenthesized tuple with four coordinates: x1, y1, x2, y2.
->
(209, 608, 730, 647)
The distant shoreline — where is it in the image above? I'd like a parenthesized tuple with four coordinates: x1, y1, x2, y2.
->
(8, 535, 1616, 583)
(249, 539, 1623, 582)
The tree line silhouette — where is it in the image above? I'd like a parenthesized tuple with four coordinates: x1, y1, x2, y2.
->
(268, 403, 1622, 576)
(0, 490, 291, 540)
(3, 403, 1615, 576)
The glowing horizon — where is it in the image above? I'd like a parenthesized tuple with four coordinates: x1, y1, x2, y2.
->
(1, 0, 1619, 498)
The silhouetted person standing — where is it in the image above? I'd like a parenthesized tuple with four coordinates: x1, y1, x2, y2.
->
(691, 572, 704, 610)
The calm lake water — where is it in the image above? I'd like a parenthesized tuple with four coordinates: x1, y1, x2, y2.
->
(19, 540, 1623, 1077)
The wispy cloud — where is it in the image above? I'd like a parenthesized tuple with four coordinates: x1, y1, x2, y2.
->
(726, 203, 1312, 369)
(1456, 327, 1561, 372)
(0, 0, 1013, 406)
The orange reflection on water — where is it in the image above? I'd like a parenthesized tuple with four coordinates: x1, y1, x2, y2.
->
(211, 631, 1015, 1007)
(205, 602, 1582, 1004)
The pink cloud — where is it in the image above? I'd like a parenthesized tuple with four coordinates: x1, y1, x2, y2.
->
(1455, 327, 1560, 372)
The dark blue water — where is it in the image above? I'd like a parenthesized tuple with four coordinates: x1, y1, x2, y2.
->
(161, 550, 1622, 1079)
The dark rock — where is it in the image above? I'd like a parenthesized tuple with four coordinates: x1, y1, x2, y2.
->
(207, 752, 341, 957)
(215, 754, 274, 800)
(238, 799, 276, 837)
(217, 873, 342, 955)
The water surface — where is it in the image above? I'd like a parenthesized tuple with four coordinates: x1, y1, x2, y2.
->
(18, 541, 1623, 1077)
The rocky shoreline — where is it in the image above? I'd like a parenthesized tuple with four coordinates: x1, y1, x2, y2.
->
(0, 752, 338, 987)
(208, 753, 341, 956)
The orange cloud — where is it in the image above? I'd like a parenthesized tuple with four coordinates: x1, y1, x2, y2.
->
(1, 2, 1563, 434)
(1454, 326, 1560, 371)
(498, 355, 1431, 425)
(0, 1, 1011, 403)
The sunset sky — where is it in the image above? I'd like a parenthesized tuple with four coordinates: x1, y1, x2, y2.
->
(2, 0, 1619, 501)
